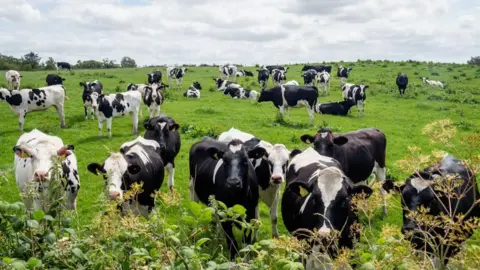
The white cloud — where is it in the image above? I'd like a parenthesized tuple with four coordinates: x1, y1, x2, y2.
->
(0, 0, 478, 66)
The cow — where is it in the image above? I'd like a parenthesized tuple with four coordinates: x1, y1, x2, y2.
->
(257, 69, 270, 90)
(301, 65, 332, 73)
(284, 80, 299, 86)
(299, 128, 388, 217)
(302, 69, 318, 86)
(314, 100, 356, 116)
(189, 137, 266, 259)
(126, 83, 148, 96)
(382, 154, 480, 266)
(13, 129, 79, 212)
(317, 71, 331, 95)
(144, 115, 181, 192)
(219, 64, 237, 82)
(236, 70, 254, 77)
(87, 136, 165, 217)
(281, 147, 372, 266)
(0, 85, 66, 131)
(262, 65, 288, 74)
(213, 77, 239, 91)
(5, 70, 22, 90)
(396, 73, 408, 95)
(183, 81, 202, 98)
(46, 74, 65, 86)
(420, 77, 444, 88)
(223, 85, 258, 100)
(341, 84, 368, 117)
(257, 85, 318, 124)
(143, 84, 163, 118)
(95, 91, 142, 138)
(147, 70, 162, 84)
(167, 67, 187, 88)
(272, 69, 287, 85)
(56, 62, 72, 71)
(337, 66, 352, 83)
(80, 80, 103, 120)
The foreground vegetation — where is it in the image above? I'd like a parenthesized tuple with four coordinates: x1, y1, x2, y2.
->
(0, 60, 479, 269)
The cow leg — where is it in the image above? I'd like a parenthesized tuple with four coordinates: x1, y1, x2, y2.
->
(130, 110, 138, 135)
(18, 111, 26, 131)
(356, 101, 361, 117)
(84, 106, 89, 120)
(139, 104, 143, 119)
(254, 206, 260, 241)
(222, 222, 239, 260)
(307, 106, 315, 124)
(270, 188, 280, 238)
(166, 163, 175, 192)
(278, 106, 285, 119)
(54, 104, 66, 128)
(98, 118, 103, 136)
(106, 118, 113, 138)
(373, 161, 388, 218)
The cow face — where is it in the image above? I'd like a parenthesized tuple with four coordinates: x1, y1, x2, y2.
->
(300, 129, 348, 157)
(0, 88, 11, 101)
(192, 81, 202, 90)
(266, 145, 301, 185)
(144, 118, 179, 152)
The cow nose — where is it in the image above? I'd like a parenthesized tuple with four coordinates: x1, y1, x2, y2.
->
(109, 191, 121, 200)
(271, 175, 283, 184)
(227, 179, 242, 188)
(92, 104, 98, 109)
(318, 227, 331, 237)
(33, 170, 48, 181)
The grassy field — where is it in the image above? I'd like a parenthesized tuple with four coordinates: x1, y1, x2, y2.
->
(0, 61, 479, 245)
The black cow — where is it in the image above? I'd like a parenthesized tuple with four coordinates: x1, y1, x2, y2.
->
(263, 65, 288, 73)
(282, 147, 372, 265)
(383, 154, 480, 265)
(396, 73, 408, 95)
(258, 85, 318, 124)
(314, 100, 356, 116)
(301, 65, 332, 73)
(144, 115, 181, 192)
(300, 128, 388, 216)
(80, 80, 103, 120)
(189, 138, 266, 259)
(236, 70, 254, 77)
(272, 69, 287, 85)
(46, 74, 65, 86)
(56, 62, 72, 71)
(256, 69, 270, 90)
(147, 70, 162, 84)
(302, 69, 318, 86)
(87, 137, 165, 217)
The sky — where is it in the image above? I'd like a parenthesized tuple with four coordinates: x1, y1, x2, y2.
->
(0, 0, 479, 66)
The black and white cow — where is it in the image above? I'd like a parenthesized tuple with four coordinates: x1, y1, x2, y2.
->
(262, 65, 288, 74)
(219, 64, 237, 82)
(56, 62, 72, 71)
(143, 84, 163, 118)
(213, 77, 239, 91)
(272, 69, 287, 85)
(80, 80, 103, 120)
(96, 91, 142, 138)
(337, 66, 352, 83)
(257, 69, 270, 90)
(383, 154, 480, 265)
(314, 100, 356, 116)
(341, 84, 368, 117)
(236, 70, 254, 77)
(396, 73, 408, 95)
(167, 67, 187, 88)
(281, 147, 372, 265)
(5, 70, 22, 90)
(183, 81, 202, 98)
(144, 115, 181, 192)
(0, 85, 66, 131)
(189, 137, 266, 258)
(87, 136, 165, 217)
(317, 71, 331, 95)
(257, 85, 318, 124)
(46, 74, 66, 86)
(14, 129, 80, 212)
(147, 70, 162, 84)
(300, 128, 388, 216)
(421, 77, 444, 88)
(126, 83, 148, 95)
(301, 65, 332, 73)
(223, 84, 258, 100)
(302, 69, 318, 86)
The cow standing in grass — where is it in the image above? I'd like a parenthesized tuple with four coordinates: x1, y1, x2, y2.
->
(396, 73, 408, 95)
(219, 64, 237, 82)
(80, 80, 103, 120)
(5, 70, 22, 90)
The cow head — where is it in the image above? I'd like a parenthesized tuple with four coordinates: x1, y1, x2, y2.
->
(144, 116, 179, 152)
(192, 81, 202, 90)
(0, 87, 12, 101)
(13, 144, 74, 182)
(126, 83, 138, 91)
(300, 128, 348, 157)
(266, 144, 301, 185)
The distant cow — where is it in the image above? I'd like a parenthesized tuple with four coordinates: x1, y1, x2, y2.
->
(183, 81, 202, 98)
(337, 66, 352, 83)
(213, 77, 239, 91)
(317, 71, 331, 95)
(147, 70, 162, 84)
(421, 77, 444, 88)
(80, 80, 103, 120)
(302, 69, 317, 86)
(87, 136, 164, 217)
(143, 84, 164, 118)
(56, 62, 72, 71)
(0, 85, 66, 131)
(219, 64, 237, 82)
(301, 65, 332, 73)
(5, 70, 22, 90)
(284, 80, 299, 86)
(314, 100, 356, 116)
(383, 154, 480, 265)
(396, 73, 408, 95)
(262, 65, 288, 74)
(257, 69, 270, 90)
(236, 70, 254, 77)
(272, 69, 287, 85)
(300, 128, 388, 216)
(46, 74, 65, 86)
(167, 67, 187, 88)
(189, 138, 266, 258)
(223, 84, 258, 100)
(258, 85, 318, 124)
(342, 83, 368, 117)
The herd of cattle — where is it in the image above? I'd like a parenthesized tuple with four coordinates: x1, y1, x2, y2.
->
(1, 63, 475, 267)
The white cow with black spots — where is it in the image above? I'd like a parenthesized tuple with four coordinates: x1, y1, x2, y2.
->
(5, 70, 22, 90)
(219, 64, 237, 82)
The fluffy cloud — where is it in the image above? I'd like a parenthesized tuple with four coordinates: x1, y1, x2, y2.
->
(0, 0, 478, 66)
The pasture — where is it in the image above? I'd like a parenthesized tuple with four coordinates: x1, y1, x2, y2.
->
(1, 60, 480, 267)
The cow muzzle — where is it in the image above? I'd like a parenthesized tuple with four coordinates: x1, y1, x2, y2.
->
(226, 178, 242, 189)
(270, 175, 283, 185)
(109, 191, 121, 200)
(33, 170, 49, 181)
(318, 227, 331, 238)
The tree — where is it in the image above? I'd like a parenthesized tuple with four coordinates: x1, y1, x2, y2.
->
(121, 56, 137, 68)
(102, 58, 119, 69)
(22, 51, 41, 70)
(467, 56, 480, 65)
(45, 57, 56, 70)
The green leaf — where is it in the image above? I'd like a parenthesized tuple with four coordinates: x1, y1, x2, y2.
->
(217, 201, 227, 210)
(0, 201, 8, 213)
(45, 232, 57, 244)
(181, 215, 196, 226)
(232, 204, 246, 215)
(27, 257, 41, 268)
(26, 220, 39, 229)
(186, 201, 202, 217)
(44, 251, 55, 259)
(32, 210, 45, 221)
(10, 261, 27, 270)
(195, 238, 210, 249)
(72, 248, 87, 261)
(2, 257, 12, 264)
(43, 215, 54, 222)
(199, 209, 212, 223)
(169, 236, 181, 246)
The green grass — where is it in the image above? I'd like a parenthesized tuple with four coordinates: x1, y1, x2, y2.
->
(0, 61, 479, 244)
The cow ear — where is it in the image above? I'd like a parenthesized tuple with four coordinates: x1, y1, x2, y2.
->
(62, 78, 66, 81)
(290, 149, 302, 159)
(13, 146, 32, 158)
(87, 163, 106, 175)
(333, 136, 348, 146)
(290, 182, 312, 197)
(382, 180, 403, 194)
(300, 134, 315, 144)
(169, 123, 179, 131)
(248, 147, 267, 159)
(79, 82, 85, 87)
(127, 164, 141, 175)
(207, 148, 224, 160)
(350, 185, 373, 198)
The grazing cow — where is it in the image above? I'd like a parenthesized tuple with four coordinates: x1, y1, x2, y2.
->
(317, 71, 331, 95)
(302, 69, 318, 86)
(342, 84, 368, 117)
(314, 100, 356, 116)
(337, 66, 352, 83)
(144, 115, 181, 192)
(219, 64, 237, 82)
(183, 81, 202, 98)
(223, 84, 258, 100)
(96, 91, 142, 138)
(189, 138, 266, 258)
(284, 80, 299, 86)
(262, 65, 288, 73)
(301, 65, 332, 73)
(272, 69, 287, 85)
(213, 77, 239, 91)
(396, 73, 408, 95)
(281, 147, 372, 263)
(257, 69, 270, 90)
(5, 70, 22, 90)
(383, 154, 480, 265)
(80, 80, 103, 120)
(56, 62, 72, 71)
(147, 70, 162, 84)
(167, 67, 187, 88)
(143, 85, 163, 118)
(14, 129, 79, 211)
(87, 136, 164, 217)
(421, 77, 444, 88)
(258, 85, 318, 124)
(236, 70, 254, 77)
(46, 74, 65, 86)
(0, 85, 66, 131)
(300, 128, 388, 216)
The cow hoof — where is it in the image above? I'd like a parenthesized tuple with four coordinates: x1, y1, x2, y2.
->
(169, 186, 175, 194)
